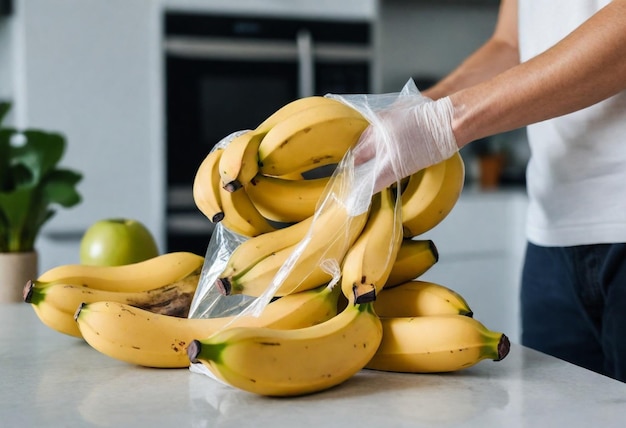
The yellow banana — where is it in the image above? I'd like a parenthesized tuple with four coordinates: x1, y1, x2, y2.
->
(219, 185, 276, 237)
(255, 96, 345, 132)
(273, 172, 304, 180)
(36, 252, 205, 293)
(24, 271, 200, 336)
(193, 148, 225, 223)
(219, 97, 343, 192)
(401, 152, 465, 238)
(341, 187, 403, 304)
(245, 173, 330, 223)
(385, 239, 439, 288)
(27, 273, 199, 317)
(30, 300, 83, 338)
(219, 215, 315, 280)
(187, 300, 382, 396)
(374, 280, 473, 317)
(75, 284, 342, 368)
(258, 102, 369, 176)
(218, 131, 265, 192)
(217, 201, 369, 297)
(366, 314, 510, 373)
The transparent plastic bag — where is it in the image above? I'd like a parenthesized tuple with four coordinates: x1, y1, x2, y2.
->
(187, 80, 421, 356)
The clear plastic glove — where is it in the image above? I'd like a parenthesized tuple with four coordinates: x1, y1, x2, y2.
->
(352, 95, 459, 194)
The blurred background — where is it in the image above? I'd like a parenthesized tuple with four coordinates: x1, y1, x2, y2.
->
(0, 0, 527, 341)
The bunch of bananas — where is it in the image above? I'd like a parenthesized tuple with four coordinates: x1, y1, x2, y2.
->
(192, 95, 466, 240)
(185, 96, 509, 396)
(25, 95, 510, 398)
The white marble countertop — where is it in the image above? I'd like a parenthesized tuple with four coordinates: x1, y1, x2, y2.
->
(2, 303, 625, 427)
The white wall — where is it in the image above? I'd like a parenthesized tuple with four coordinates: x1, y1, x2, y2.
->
(378, 1, 499, 91)
(0, 15, 16, 121)
(10, 0, 165, 272)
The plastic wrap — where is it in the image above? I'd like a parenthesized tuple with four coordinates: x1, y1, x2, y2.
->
(187, 80, 423, 354)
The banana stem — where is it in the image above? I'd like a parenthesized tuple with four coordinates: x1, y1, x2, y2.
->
(187, 339, 227, 365)
(23, 279, 39, 304)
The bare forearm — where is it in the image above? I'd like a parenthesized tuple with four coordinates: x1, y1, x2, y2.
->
(423, 0, 519, 100)
(451, 0, 626, 148)
(423, 40, 519, 100)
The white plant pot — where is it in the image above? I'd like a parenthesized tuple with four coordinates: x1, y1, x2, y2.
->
(0, 251, 38, 303)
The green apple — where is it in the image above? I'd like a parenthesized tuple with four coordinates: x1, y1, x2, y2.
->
(79, 218, 159, 266)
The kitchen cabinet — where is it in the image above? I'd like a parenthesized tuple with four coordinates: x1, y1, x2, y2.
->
(3, 302, 626, 427)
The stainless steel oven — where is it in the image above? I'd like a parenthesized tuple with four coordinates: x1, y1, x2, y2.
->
(164, 11, 374, 255)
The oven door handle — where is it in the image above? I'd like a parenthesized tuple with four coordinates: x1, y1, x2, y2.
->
(165, 37, 300, 60)
(296, 29, 314, 98)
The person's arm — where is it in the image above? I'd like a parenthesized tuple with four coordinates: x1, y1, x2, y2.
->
(354, 0, 626, 193)
(423, 0, 520, 100)
(451, 0, 626, 147)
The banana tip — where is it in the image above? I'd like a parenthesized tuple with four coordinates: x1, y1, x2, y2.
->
(429, 240, 439, 262)
(496, 334, 511, 361)
(74, 302, 87, 321)
(215, 278, 232, 296)
(22, 280, 35, 303)
(211, 212, 225, 223)
(354, 288, 376, 305)
(187, 339, 201, 363)
(223, 180, 242, 192)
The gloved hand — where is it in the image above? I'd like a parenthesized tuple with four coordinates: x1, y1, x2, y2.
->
(353, 95, 459, 194)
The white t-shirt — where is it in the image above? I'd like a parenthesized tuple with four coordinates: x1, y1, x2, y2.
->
(518, 0, 626, 246)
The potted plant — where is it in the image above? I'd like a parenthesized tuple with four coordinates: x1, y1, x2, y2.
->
(0, 102, 82, 302)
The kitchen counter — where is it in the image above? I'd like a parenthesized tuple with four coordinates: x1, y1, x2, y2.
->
(2, 303, 625, 427)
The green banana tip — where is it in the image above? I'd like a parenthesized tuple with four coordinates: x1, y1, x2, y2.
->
(357, 301, 377, 314)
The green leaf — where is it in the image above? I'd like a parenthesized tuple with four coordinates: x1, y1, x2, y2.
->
(12, 130, 65, 186)
(0, 128, 17, 191)
(0, 187, 30, 231)
(19, 205, 56, 252)
(0, 102, 9, 125)
(42, 169, 82, 207)
(0, 187, 31, 252)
